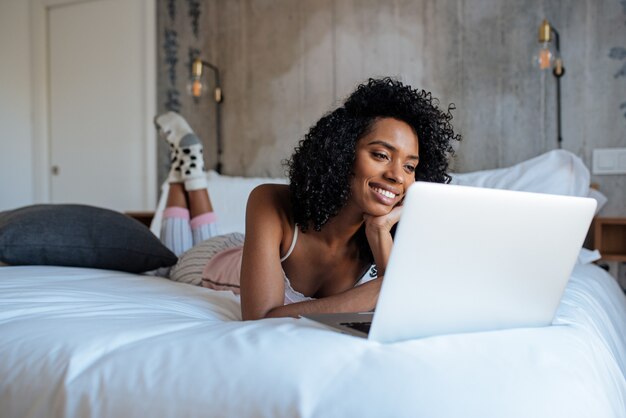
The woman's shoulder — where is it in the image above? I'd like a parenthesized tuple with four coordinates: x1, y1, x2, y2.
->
(249, 183, 290, 205)
(246, 184, 296, 255)
(250, 182, 289, 195)
(247, 183, 293, 222)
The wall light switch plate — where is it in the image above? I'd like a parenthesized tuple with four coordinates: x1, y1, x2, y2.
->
(592, 148, 626, 175)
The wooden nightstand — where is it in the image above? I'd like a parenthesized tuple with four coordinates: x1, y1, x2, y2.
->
(591, 217, 626, 262)
(591, 217, 626, 293)
(125, 211, 155, 228)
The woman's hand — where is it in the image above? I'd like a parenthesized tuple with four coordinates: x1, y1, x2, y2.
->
(363, 205, 403, 236)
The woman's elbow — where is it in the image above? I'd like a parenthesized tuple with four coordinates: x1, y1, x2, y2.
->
(241, 305, 287, 320)
(241, 305, 273, 321)
(241, 307, 264, 321)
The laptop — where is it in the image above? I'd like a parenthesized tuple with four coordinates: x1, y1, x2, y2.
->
(302, 182, 597, 343)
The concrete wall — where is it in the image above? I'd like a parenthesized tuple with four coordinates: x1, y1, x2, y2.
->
(157, 0, 626, 216)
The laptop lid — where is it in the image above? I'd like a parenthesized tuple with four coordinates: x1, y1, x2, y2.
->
(368, 182, 596, 343)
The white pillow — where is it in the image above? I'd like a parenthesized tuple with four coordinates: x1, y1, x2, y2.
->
(151, 150, 604, 237)
(450, 150, 590, 197)
(151, 171, 287, 237)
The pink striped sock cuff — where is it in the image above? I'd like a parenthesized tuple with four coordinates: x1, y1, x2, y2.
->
(190, 212, 217, 228)
(163, 207, 190, 220)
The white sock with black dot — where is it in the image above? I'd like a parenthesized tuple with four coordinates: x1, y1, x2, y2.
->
(165, 144, 183, 184)
(154, 111, 207, 189)
(178, 133, 207, 191)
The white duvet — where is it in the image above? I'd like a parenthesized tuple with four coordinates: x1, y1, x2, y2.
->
(1, 263, 625, 418)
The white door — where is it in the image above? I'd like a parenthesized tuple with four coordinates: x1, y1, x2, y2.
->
(46, 0, 155, 211)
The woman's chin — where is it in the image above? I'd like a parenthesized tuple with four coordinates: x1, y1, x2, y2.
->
(363, 204, 395, 217)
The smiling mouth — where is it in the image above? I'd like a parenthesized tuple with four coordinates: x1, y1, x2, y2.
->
(372, 187, 397, 200)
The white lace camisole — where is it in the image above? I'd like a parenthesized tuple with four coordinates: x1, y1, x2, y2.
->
(280, 226, 378, 304)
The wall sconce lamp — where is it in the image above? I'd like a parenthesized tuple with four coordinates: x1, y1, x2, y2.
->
(533, 19, 566, 149)
(187, 58, 224, 173)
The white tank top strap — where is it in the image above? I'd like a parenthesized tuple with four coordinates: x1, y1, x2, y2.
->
(280, 224, 299, 262)
(355, 264, 378, 285)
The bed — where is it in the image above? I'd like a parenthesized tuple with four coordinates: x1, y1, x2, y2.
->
(1, 150, 625, 418)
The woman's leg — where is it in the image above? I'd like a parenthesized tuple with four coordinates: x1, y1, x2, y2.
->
(156, 111, 196, 256)
(174, 125, 220, 245)
(155, 111, 219, 247)
(161, 183, 193, 257)
(188, 189, 219, 245)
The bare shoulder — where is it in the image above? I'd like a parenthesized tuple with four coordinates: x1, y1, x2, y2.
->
(249, 183, 290, 200)
(247, 183, 292, 221)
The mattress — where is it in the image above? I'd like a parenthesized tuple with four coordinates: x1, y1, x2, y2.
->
(0, 262, 625, 418)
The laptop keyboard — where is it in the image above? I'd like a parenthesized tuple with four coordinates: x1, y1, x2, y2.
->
(340, 321, 372, 334)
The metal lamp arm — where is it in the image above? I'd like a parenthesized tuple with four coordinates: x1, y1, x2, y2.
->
(549, 26, 564, 148)
(196, 59, 224, 173)
(200, 60, 222, 103)
(550, 27, 565, 78)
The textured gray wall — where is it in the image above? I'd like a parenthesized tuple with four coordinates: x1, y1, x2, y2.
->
(157, 0, 626, 216)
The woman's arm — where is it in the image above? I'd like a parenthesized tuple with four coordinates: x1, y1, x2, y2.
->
(263, 278, 381, 318)
(239, 185, 289, 320)
(363, 205, 403, 277)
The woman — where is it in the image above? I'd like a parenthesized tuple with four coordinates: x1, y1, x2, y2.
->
(155, 78, 460, 320)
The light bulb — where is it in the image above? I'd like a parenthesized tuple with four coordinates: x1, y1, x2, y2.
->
(533, 42, 558, 70)
(187, 58, 207, 98)
(187, 76, 208, 98)
(533, 19, 561, 71)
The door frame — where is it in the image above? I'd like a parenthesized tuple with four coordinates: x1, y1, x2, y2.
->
(30, 0, 157, 209)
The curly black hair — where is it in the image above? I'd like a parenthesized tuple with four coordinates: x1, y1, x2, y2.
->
(288, 77, 461, 237)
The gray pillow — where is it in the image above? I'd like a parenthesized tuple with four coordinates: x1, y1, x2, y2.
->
(0, 204, 177, 273)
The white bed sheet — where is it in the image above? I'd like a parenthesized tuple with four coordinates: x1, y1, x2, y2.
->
(1, 263, 625, 418)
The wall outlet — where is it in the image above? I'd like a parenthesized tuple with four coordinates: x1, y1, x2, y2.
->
(592, 148, 626, 175)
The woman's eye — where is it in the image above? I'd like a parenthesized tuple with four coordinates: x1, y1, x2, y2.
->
(372, 152, 388, 160)
(405, 165, 416, 173)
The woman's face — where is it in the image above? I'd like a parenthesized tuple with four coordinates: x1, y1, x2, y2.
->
(350, 117, 419, 216)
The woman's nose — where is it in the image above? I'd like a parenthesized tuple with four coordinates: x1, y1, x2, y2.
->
(384, 162, 404, 184)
